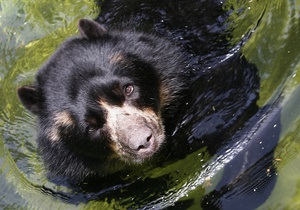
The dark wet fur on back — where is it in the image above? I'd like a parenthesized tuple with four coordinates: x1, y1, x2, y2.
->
(18, 18, 187, 181)
(18, 0, 260, 185)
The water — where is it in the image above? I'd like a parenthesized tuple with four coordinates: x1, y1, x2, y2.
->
(1, 0, 300, 209)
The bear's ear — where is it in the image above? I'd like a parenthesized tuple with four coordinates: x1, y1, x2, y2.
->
(17, 86, 41, 115)
(78, 19, 107, 39)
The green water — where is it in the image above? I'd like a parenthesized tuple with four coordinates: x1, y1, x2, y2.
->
(0, 0, 101, 208)
(1, 0, 300, 209)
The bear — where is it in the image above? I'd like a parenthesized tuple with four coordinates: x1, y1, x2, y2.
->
(18, 18, 186, 181)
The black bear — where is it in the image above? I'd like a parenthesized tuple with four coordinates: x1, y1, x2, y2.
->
(18, 19, 186, 181)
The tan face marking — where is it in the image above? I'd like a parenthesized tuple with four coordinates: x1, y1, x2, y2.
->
(47, 127, 60, 142)
(109, 53, 125, 64)
(159, 82, 172, 108)
(99, 100, 165, 163)
(53, 111, 74, 127)
(47, 111, 74, 142)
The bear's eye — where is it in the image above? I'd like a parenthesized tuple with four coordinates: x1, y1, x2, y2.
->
(124, 84, 134, 96)
(87, 125, 97, 133)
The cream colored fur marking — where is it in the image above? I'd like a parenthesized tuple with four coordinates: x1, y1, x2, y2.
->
(109, 53, 125, 64)
(54, 111, 74, 127)
(99, 100, 165, 162)
(47, 111, 74, 142)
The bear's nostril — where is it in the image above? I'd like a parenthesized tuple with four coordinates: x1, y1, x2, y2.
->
(137, 144, 146, 150)
(146, 134, 152, 142)
(127, 127, 154, 151)
(136, 134, 152, 151)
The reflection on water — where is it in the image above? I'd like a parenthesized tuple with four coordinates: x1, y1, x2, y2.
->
(1, 0, 300, 209)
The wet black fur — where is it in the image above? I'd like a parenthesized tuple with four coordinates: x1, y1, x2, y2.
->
(18, 0, 260, 184)
(18, 20, 186, 181)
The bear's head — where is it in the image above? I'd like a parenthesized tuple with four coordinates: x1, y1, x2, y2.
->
(18, 19, 185, 180)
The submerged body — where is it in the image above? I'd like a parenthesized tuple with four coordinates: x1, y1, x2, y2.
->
(18, 19, 186, 180)
(18, 0, 259, 183)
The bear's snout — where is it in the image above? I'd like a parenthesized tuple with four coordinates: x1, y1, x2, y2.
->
(126, 126, 153, 151)
(99, 100, 164, 163)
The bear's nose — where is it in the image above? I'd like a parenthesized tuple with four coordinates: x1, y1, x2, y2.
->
(127, 127, 153, 151)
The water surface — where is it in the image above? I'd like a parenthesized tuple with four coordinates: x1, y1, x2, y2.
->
(1, 0, 300, 209)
